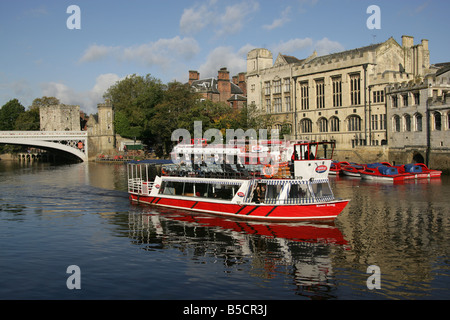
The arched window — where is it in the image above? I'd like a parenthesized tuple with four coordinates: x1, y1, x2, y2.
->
(347, 115, 361, 131)
(318, 117, 328, 132)
(300, 119, 312, 133)
(434, 112, 442, 131)
(414, 113, 423, 132)
(330, 116, 340, 132)
(404, 114, 411, 132)
(393, 115, 401, 132)
(447, 112, 450, 130)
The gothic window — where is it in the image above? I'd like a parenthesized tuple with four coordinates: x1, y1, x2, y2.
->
(434, 112, 442, 131)
(404, 114, 411, 132)
(300, 81, 309, 110)
(332, 76, 342, 107)
(402, 94, 409, 107)
(284, 78, 290, 92)
(393, 115, 401, 132)
(285, 96, 291, 112)
(413, 92, 420, 105)
(274, 97, 282, 113)
(318, 117, 328, 132)
(265, 99, 271, 113)
(371, 114, 378, 130)
(315, 79, 325, 109)
(300, 119, 312, 133)
(264, 82, 271, 95)
(414, 113, 423, 132)
(330, 116, 340, 132)
(273, 80, 281, 94)
(348, 115, 362, 131)
(392, 95, 398, 108)
(350, 74, 361, 105)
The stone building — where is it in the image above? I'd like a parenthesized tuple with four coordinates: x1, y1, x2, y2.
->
(246, 36, 434, 155)
(85, 99, 116, 156)
(40, 104, 81, 131)
(188, 68, 247, 109)
(386, 65, 450, 169)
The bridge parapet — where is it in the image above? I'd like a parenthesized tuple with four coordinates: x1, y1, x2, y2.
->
(0, 131, 88, 162)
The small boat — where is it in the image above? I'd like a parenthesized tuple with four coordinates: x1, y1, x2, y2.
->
(128, 141, 350, 222)
(394, 163, 442, 179)
(329, 161, 350, 175)
(341, 163, 365, 177)
(359, 165, 416, 182)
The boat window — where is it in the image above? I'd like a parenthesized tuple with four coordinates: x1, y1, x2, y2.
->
(311, 182, 333, 198)
(288, 184, 311, 199)
(266, 184, 282, 202)
(211, 184, 235, 200)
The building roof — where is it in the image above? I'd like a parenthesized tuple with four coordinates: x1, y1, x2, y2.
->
(190, 78, 244, 95)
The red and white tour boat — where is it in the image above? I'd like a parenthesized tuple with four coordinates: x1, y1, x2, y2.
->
(128, 141, 349, 221)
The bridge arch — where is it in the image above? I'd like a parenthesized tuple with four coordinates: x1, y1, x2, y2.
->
(0, 131, 88, 162)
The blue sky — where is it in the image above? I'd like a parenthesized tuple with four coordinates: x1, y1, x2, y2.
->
(1, 0, 449, 114)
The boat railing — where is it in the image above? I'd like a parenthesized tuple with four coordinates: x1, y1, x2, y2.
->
(128, 178, 153, 195)
(264, 195, 334, 205)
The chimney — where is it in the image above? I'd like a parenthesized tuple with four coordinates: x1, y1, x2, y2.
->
(238, 72, 247, 96)
(188, 70, 199, 85)
(217, 68, 231, 102)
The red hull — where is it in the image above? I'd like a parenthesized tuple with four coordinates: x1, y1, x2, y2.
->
(129, 194, 349, 221)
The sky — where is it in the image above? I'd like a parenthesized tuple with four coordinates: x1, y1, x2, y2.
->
(0, 0, 449, 115)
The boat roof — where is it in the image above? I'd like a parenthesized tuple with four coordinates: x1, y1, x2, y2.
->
(158, 175, 329, 185)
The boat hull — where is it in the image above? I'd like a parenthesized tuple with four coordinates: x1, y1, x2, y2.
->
(129, 194, 349, 221)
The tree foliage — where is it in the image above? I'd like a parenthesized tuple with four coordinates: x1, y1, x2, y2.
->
(0, 99, 25, 130)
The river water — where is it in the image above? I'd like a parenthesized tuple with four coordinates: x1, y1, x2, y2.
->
(0, 160, 448, 301)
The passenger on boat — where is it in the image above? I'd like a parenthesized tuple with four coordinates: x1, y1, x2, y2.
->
(253, 184, 266, 204)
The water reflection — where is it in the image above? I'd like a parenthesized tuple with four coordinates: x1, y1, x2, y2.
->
(127, 205, 349, 299)
(0, 161, 448, 299)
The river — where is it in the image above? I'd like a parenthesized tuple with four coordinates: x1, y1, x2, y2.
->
(0, 160, 448, 300)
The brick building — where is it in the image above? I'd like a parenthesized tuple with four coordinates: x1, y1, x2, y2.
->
(188, 68, 247, 109)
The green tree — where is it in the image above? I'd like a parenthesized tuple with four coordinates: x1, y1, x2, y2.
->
(104, 74, 164, 140)
(0, 99, 25, 130)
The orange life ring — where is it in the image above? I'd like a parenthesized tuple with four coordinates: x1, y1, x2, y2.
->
(77, 142, 84, 149)
(262, 164, 274, 178)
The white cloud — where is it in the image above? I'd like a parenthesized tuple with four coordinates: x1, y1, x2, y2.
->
(180, 3, 215, 35)
(41, 73, 121, 115)
(314, 37, 345, 56)
(271, 38, 313, 54)
(198, 45, 254, 79)
(263, 6, 291, 30)
(79, 44, 119, 63)
(123, 36, 200, 69)
(180, 1, 259, 37)
(79, 37, 200, 70)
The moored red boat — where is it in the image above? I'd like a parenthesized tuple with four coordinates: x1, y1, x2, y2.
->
(128, 141, 349, 222)
(359, 165, 416, 181)
(394, 163, 442, 179)
(341, 163, 365, 177)
(329, 161, 350, 175)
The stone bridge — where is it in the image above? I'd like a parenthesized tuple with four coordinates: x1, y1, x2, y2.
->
(0, 131, 88, 162)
